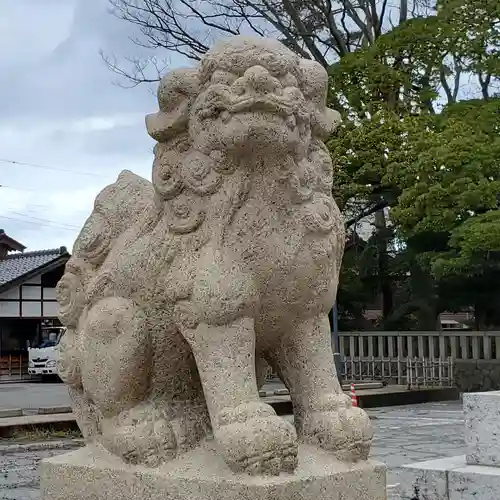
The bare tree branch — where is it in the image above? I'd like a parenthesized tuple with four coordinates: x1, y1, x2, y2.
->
(452, 57, 462, 101)
(345, 199, 390, 228)
(440, 65, 454, 104)
(376, 0, 389, 37)
(104, 0, 431, 86)
(341, 0, 374, 45)
(245, 0, 313, 59)
(100, 51, 165, 86)
(280, 0, 329, 67)
(177, 0, 239, 35)
(309, 0, 349, 56)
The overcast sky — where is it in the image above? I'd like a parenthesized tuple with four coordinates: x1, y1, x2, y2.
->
(0, 0, 188, 251)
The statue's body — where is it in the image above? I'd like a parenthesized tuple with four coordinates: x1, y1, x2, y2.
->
(56, 36, 372, 476)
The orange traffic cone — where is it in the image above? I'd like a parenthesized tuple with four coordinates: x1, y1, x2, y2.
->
(350, 383, 358, 407)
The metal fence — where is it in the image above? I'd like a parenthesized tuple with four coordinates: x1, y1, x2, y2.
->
(341, 356, 455, 389)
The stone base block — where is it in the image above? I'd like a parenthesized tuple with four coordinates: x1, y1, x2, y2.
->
(464, 391, 500, 466)
(40, 441, 386, 500)
(395, 455, 500, 499)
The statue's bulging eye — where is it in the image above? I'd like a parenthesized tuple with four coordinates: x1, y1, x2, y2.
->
(210, 70, 237, 86)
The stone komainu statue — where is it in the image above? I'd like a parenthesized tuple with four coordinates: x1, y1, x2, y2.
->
(56, 36, 373, 476)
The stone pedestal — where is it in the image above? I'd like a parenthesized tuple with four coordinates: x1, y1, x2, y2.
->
(40, 442, 386, 500)
(465, 391, 500, 466)
(395, 391, 500, 499)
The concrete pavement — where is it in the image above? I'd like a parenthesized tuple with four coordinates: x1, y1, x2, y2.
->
(0, 380, 458, 417)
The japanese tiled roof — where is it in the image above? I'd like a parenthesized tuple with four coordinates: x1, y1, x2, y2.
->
(0, 247, 68, 288)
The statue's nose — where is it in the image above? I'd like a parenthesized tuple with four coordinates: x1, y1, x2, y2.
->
(241, 66, 282, 94)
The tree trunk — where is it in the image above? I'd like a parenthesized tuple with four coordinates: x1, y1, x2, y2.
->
(474, 304, 487, 331)
(410, 262, 440, 331)
(374, 209, 393, 321)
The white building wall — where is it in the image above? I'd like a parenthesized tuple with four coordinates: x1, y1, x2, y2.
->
(22, 286, 41, 300)
(43, 288, 57, 300)
(0, 301, 19, 317)
(0, 282, 59, 319)
(43, 302, 59, 317)
(22, 302, 42, 317)
(0, 288, 19, 300)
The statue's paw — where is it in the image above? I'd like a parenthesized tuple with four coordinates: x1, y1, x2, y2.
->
(214, 402, 298, 475)
(100, 407, 178, 467)
(301, 394, 372, 462)
(169, 403, 211, 452)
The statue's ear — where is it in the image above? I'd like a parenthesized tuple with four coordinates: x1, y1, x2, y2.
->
(146, 108, 189, 143)
(312, 107, 342, 140)
(146, 68, 200, 142)
(298, 59, 342, 140)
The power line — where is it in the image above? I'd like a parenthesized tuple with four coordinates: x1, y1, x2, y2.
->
(0, 158, 110, 178)
(8, 211, 80, 230)
(0, 184, 38, 192)
(0, 215, 80, 232)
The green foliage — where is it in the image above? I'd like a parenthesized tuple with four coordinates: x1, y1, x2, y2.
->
(328, 0, 500, 329)
(390, 98, 500, 249)
(336, 243, 376, 331)
(388, 98, 500, 326)
(329, 108, 406, 211)
(438, 0, 500, 78)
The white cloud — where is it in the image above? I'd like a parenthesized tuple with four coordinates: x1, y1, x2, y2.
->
(0, 0, 177, 252)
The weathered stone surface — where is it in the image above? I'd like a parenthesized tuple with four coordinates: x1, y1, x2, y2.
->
(395, 391, 500, 499)
(465, 391, 500, 466)
(394, 455, 465, 499)
(454, 360, 500, 392)
(40, 443, 386, 500)
(397, 454, 500, 500)
(54, 34, 373, 479)
(449, 464, 500, 499)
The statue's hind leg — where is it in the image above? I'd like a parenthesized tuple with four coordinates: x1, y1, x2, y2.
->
(147, 325, 211, 455)
(79, 297, 208, 467)
(268, 314, 373, 462)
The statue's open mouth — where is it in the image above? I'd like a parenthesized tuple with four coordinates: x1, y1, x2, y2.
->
(197, 90, 302, 124)
(230, 96, 294, 117)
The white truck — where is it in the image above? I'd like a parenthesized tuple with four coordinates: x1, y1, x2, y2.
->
(28, 326, 66, 380)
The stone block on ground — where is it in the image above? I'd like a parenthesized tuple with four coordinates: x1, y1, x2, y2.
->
(448, 463, 500, 499)
(394, 455, 465, 499)
(40, 442, 386, 500)
(396, 454, 500, 499)
(464, 391, 500, 466)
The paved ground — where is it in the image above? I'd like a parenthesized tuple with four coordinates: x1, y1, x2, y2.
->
(0, 383, 69, 412)
(0, 400, 464, 499)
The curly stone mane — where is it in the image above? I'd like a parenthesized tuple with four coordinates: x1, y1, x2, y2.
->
(146, 38, 342, 245)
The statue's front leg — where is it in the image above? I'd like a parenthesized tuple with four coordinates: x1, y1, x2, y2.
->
(182, 316, 297, 475)
(273, 315, 373, 461)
